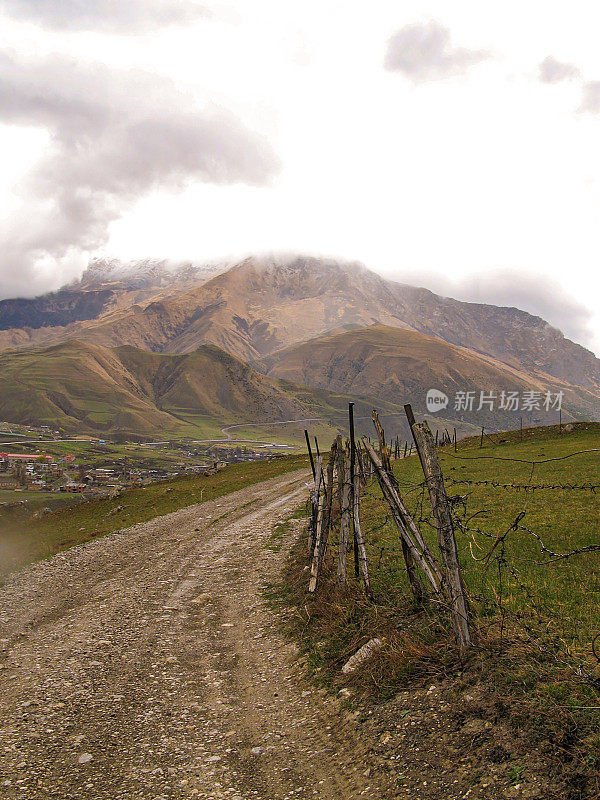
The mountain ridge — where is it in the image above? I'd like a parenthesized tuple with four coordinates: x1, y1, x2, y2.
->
(0, 255, 598, 406)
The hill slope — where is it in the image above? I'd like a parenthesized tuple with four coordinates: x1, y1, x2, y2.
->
(258, 323, 600, 427)
(0, 340, 342, 436)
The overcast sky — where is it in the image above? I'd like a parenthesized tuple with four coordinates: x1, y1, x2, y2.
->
(1, 1, 600, 355)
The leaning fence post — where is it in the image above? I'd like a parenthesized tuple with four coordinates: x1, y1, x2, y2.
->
(336, 439, 352, 590)
(372, 409, 423, 603)
(304, 429, 316, 480)
(308, 455, 323, 555)
(363, 439, 442, 597)
(309, 440, 337, 592)
(405, 405, 471, 654)
(349, 403, 360, 578)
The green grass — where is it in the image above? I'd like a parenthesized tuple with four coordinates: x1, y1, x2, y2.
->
(1, 438, 211, 469)
(387, 421, 600, 661)
(222, 420, 339, 450)
(270, 421, 600, 791)
(159, 410, 229, 440)
(0, 454, 308, 579)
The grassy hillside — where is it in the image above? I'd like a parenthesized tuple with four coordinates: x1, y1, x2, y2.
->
(0, 340, 384, 440)
(259, 323, 599, 427)
(273, 422, 600, 792)
(0, 340, 179, 435)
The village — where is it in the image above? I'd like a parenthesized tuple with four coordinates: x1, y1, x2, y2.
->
(0, 420, 283, 509)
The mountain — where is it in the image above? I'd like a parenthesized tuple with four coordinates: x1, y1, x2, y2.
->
(0, 255, 598, 427)
(0, 339, 404, 438)
(257, 324, 600, 427)
(0, 340, 304, 435)
(0, 258, 223, 351)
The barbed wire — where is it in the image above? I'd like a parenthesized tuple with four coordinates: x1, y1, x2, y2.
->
(448, 478, 600, 491)
(441, 447, 600, 466)
(309, 438, 600, 696)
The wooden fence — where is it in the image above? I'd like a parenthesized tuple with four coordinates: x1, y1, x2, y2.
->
(304, 403, 472, 654)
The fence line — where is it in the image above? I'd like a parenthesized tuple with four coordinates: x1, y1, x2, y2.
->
(302, 408, 600, 683)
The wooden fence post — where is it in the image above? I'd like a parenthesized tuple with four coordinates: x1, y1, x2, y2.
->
(348, 403, 360, 578)
(308, 455, 323, 555)
(356, 443, 366, 484)
(372, 409, 423, 603)
(405, 406, 471, 654)
(363, 439, 443, 597)
(304, 429, 316, 480)
(353, 470, 372, 598)
(309, 440, 337, 592)
(336, 439, 352, 590)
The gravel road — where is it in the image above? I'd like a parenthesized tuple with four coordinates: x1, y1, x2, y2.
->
(0, 469, 393, 799)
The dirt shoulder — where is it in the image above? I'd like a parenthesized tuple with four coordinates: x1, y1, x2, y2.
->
(0, 468, 394, 799)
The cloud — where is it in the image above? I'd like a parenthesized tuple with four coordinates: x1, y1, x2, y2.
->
(538, 56, 580, 84)
(384, 21, 490, 82)
(0, 51, 280, 299)
(398, 269, 595, 350)
(579, 81, 600, 113)
(0, 0, 210, 32)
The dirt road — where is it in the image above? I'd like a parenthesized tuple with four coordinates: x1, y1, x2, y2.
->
(0, 469, 393, 799)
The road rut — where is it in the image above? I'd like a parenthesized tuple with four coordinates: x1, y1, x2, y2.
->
(0, 469, 393, 799)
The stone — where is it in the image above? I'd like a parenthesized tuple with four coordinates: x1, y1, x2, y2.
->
(341, 638, 384, 675)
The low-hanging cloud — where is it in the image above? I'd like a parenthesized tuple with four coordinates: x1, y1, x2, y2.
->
(397, 269, 595, 351)
(384, 21, 490, 82)
(0, 51, 280, 299)
(538, 56, 580, 84)
(0, 0, 210, 32)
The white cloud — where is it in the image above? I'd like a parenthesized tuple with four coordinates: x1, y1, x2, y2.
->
(0, 51, 279, 298)
(0, 0, 210, 32)
(384, 20, 490, 82)
(538, 56, 580, 84)
(579, 81, 600, 113)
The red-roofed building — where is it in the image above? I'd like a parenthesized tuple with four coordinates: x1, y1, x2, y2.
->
(0, 453, 54, 462)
